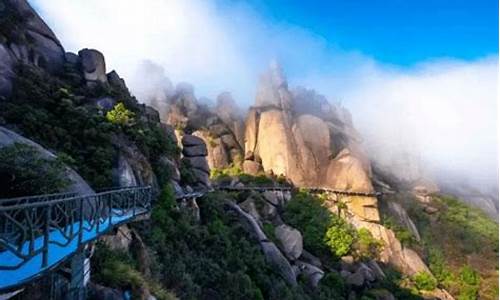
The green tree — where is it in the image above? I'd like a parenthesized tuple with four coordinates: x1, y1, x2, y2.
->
(324, 220, 354, 257)
(106, 102, 135, 126)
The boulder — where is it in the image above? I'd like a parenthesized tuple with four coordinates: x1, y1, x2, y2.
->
(340, 256, 356, 273)
(326, 148, 379, 222)
(183, 144, 207, 157)
(358, 263, 376, 282)
(220, 134, 240, 150)
(256, 109, 298, 178)
(350, 218, 430, 276)
(226, 201, 296, 286)
(27, 30, 65, 73)
(101, 225, 132, 252)
(192, 168, 211, 188)
(326, 148, 374, 193)
(107, 70, 127, 90)
(171, 180, 183, 197)
(113, 154, 138, 187)
(296, 260, 324, 288)
(112, 136, 158, 194)
(366, 260, 386, 280)
(346, 270, 365, 287)
(192, 131, 229, 169)
(261, 241, 298, 286)
(258, 197, 278, 221)
(299, 250, 322, 269)
(243, 160, 262, 175)
(65, 52, 80, 65)
(158, 156, 180, 182)
(183, 156, 210, 174)
(182, 134, 205, 147)
(239, 197, 261, 222)
(78, 48, 107, 84)
(2, 1, 65, 75)
(144, 105, 160, 123)
(275, 224, 303, 260)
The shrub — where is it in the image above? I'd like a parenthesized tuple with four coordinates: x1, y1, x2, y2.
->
(91, 242, 176, 300)
(106, 102, 135, 126)
(146, 189, 306, 299)
(179, 159, 197, 185)
(354, 228, 382, 260)
(1, 65, 117, 188)
(427, 247, 453, 286)
(413, 272, 437, 291)
(283, 191, 355, 260)
(324, 220, 355, 257)
(0, 143, 69, 197)
(1, 64, 179, 190)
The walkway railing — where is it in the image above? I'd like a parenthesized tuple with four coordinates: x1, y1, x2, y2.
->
(216, 185, 381, 197)
(0, 186, 152, 291)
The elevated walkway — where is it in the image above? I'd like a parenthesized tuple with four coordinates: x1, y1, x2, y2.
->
(0, 186, 152, 292)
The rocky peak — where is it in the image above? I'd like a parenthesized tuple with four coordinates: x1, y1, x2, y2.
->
(255, 61, 292, 110)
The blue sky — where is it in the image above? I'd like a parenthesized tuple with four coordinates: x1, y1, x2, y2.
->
(228, 0, 499, 65)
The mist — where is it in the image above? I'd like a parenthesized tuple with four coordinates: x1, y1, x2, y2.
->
(31, 0, 498, 205)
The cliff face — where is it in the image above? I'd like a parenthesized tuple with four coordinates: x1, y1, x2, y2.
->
(243, 62, 379, 222)
(0, 0, 66, 97)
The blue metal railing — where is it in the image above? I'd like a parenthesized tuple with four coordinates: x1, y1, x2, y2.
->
(0, 186, 152, 292)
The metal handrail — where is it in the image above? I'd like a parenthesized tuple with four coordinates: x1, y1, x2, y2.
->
(0, 186, 152, 273)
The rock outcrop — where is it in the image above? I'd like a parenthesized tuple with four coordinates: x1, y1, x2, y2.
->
(181, 134, 211, 188)
(0, 0, 66, 98)
(243, 63, 379, 222)
(226, 200, 297, 286)
(350, 217, 430, 276)
(275, 224, 303, 260)
(147, 82, 245, 171)
(78, 48, 107, 86)
(0, 126, 93, 196)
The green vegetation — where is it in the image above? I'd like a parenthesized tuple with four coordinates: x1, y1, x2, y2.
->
(106, 102, 135, 126)
(381, 215, 418, 247)
(402, 193, 499, 300)
(1, 64, 178, 189)
(91, 242, 176, 300)
(282, 191, 356, 261)
(324, 220, 355, 257)
(413, 272, 437, 291)
(210, 165, 277, 187)
(354, 228, 382, 260)
(0, 143, 69, 198)
(142, 185, 352, 299)
(179, 159, 197, 185)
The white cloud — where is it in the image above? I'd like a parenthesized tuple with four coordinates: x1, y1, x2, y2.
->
(344, 57, 498, 193)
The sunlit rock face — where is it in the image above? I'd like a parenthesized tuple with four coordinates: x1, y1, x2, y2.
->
(244, 62, 378, 221)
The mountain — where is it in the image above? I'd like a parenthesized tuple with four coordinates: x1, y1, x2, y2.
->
(0, 1, 497, 300)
